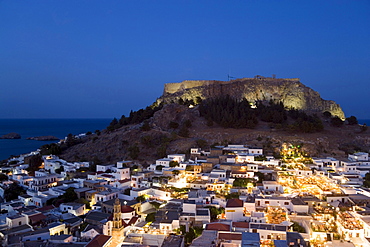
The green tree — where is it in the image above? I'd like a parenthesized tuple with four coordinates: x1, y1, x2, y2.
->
(331, 116, 344, 127)
(185, 165, 194, 171)
(225, 193, 239, 199)
(130, 164, 139, 172)
(107, 118, 119, 131)
(65, 133, 80, 147)
(123, 188, 131, 195)
(26, 155, 43, 176)
(255, 172, 265, 183)
(184, 228, 196, 244)
(169, 161, 179, 167)
(146, 212, 156, 222)
(136, 195, 147, 202)
(254, 155, 267, 161)
(172, 170, 180, 176)
(168, 121, 179, 129)
(0, 173, 8, 181)
(64, 187, 78, 202)
(156, 165, 164, 171)
(40, 143, 61, 155)
(292, 221, 306, 233)
(4, 182, 26, 202)
(233, 178, 254, 187)
(364, 172, 370, 187)
(55, 166, 64, 174)
(346, 116, 358, 125)
(183, 226, 203, 244)
(193, 226, 204, 237)
(150, 201, 161, 210)
(205, 206, 224, 220)
(76, 198, 91, 209)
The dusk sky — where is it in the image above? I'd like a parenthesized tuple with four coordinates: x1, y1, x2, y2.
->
(1, 1, 369, 119)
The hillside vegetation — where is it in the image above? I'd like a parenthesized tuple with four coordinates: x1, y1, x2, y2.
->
(56, 94, 369, 165)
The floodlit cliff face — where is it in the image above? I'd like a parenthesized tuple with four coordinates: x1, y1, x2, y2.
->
(159, 77, 345, 119)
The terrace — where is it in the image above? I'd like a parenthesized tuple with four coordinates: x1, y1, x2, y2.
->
(337, 212, 363, 230)
(266, 206, 288, 225)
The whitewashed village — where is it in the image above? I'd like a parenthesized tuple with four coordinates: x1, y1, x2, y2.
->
(2, 139, 370, 247)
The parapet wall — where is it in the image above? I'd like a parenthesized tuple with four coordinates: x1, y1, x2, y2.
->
(164, 80, 222, 94)
(164, 77, 300, 95)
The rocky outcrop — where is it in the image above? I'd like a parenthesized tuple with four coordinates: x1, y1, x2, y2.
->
(159, 77, 345, 119)
(0, 132, 21, 139)
(26, 136, 59, 141)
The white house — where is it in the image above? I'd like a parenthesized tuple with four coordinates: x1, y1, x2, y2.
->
(183, 200, 196, 214)
(18, 194, 34, 206)
(255, 196, 292, 210)
(95, 190, 119, 203)
(156, 158, 172, 167)
(96, 164, 115, 173)
(6, 214, 27, 228)
(131, 173, 145, 189)
(130, 187, 172, 201)
(248, 148, 263, 155)
(349, 152, 369, 162)
(167, 154, 186, 163)
(81, 225, 101, 241)
(225, 198, 245, 221)
(22, 228, 50, 242)
(209, 169, 227, 182)
(249, 223, 288, 241)
(59, 203, 85, 216)
(48, 222, 67, 236)
(235, 154, 255, 163)
(29, 174, 60, 191)
(223, 145, 249, 153)
(262, 181, 284, 193)
(112, 167, 130, 180)
(292, 169, 313, 177)
(195, 208, 210, 224)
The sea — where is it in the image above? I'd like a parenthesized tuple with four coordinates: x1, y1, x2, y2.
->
(0, 119, 111, 160)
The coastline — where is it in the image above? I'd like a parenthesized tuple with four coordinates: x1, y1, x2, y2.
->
(0, 118, 111, 160)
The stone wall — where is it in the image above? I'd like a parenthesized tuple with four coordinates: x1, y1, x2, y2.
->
(159, 77, 345, 119)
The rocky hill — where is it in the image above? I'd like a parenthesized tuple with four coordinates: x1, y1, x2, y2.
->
(158, 76, 345, 120)
(60, 103, 370, 165)
(58, 77, 369, 164)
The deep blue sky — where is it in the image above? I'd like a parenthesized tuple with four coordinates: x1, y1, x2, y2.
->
(1, 1, 369, 119)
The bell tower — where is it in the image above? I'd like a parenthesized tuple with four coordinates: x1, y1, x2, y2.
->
(113, 198, 122, 229)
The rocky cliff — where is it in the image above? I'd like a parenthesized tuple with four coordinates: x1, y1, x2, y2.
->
(159, 77, 345, 119)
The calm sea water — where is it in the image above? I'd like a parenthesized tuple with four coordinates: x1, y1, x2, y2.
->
(0, 119, 111, 160)
(359, 119, 370, 126)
